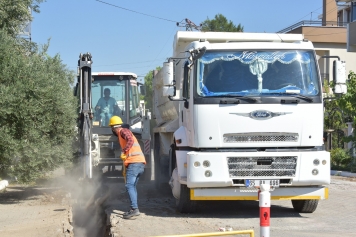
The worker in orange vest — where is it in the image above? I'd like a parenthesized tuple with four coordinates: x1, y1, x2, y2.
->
(109, 116, 146, 219)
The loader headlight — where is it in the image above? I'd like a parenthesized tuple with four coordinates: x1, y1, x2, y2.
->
(92, 134, 98, 141)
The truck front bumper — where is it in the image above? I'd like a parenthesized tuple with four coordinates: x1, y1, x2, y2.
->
(176, 150, 330, 188)
(191, 186, 328, 200)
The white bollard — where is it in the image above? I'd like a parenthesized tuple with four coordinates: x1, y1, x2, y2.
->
(0, 180, 9, 191)
(259, 184, 271, 237)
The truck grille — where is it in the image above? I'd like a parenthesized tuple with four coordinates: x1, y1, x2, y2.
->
(227, 156, 297, 177)
(223, 133, 298, 143)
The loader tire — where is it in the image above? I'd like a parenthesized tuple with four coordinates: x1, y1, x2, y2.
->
(176, 184, 197, 213)
(291, 199, 319, 213)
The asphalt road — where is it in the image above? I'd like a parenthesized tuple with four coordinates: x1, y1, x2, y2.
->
(1, 169, 355, 237)
(102, 175, 356, 237)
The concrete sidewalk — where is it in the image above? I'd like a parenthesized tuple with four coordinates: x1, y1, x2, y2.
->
(331, 170, 356, 178)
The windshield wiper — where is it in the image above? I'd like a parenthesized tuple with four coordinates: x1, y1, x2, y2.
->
(220, 94, 257, 102)
(278, 92, 313, 102)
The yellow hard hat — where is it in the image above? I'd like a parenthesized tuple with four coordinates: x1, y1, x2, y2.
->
(109, 116, 123, 126)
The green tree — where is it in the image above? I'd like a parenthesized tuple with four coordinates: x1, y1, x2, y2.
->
(142, 67, 161, 112)
(201, 14, 244, 32)
(0, 0, 44, 38)
(0, 30, 77, 182)
(337, 71, 356, 148)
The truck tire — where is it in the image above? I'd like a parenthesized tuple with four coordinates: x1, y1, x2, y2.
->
(291, 200, 319, 213)
(176, 184, 197, 213)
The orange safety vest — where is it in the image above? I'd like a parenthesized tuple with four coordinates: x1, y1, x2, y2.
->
(118, 128, 146, 167)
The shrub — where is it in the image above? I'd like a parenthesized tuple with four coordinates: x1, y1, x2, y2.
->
(330, 148, 352, 169)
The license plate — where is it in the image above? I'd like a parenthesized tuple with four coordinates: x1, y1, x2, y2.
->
(245, 179, 280, 187)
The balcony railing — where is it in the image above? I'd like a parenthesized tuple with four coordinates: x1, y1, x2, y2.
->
(277, 20, 349, 33)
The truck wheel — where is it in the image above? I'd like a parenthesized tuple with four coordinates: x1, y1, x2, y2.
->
(176, 184, 197, 213)
(291, 200, 319, 213)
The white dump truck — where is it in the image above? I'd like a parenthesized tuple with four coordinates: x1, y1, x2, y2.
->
(152, 31, 346, 213)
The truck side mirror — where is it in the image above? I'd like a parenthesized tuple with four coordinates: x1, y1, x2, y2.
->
(163, 61, 174, 85)
(140, 85, 146, 96)
(333, 60, 347, 95)
(162, 61, 175, 97)
(163, 86, 175, 97)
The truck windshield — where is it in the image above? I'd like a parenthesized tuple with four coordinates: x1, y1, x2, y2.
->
(197, 50, 320, 97)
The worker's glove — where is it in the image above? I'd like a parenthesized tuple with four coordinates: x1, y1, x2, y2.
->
(120, 153, 127, 161)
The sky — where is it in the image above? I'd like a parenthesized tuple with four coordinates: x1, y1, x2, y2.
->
(31, 0, 323, 83)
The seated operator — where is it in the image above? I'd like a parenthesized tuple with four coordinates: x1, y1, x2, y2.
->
(95, 88, 119, 126)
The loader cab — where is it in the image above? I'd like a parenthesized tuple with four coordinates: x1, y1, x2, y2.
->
(91, 72, 141, 128)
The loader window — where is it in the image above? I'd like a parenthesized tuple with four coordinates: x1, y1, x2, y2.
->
(129, 80, 140, 120)
(197, 50, 320, 97)
(91, 76, 126, 127)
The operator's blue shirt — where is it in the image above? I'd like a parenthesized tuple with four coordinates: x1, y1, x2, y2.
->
(96, 97, 117, 115)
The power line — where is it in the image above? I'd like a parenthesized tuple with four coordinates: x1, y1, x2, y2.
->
(303, 0, 344, 36)
(96, 0, 178, 23)
(287, 6, 323, 27)
(94, 58, 167, 67)
(148, 26, 177, 71)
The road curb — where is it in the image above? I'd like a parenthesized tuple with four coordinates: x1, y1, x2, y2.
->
(331, 170, 356, 178)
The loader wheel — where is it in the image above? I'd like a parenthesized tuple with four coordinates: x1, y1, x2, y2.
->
(176, 184, 197, 213)
(291, 200, 319, 213)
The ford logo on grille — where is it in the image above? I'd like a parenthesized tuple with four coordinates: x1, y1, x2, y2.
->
(251, 110, 271, 119)
(230, 111, 292, 120)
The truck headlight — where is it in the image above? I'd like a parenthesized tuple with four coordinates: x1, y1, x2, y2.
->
(203, 160, 210, 168)
(194, 161, 200, 167)
(322, 160, 327, 165)
(313, 159, 320, 166)
(205, 170, 212, 177)
(312, 169, 319, 175)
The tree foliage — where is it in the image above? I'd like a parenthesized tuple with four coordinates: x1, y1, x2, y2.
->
(0, 0, 44, 38)
(330, 148, 352, 168)
(201, 14, 244, 32)
(0, 30, 77, 182)
(337, 71, 356, 146)
(142, 67, 161, 112)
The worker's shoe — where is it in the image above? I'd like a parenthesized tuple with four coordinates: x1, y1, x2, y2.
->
(123, 208, 140, 219)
